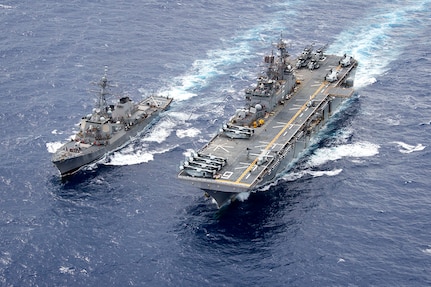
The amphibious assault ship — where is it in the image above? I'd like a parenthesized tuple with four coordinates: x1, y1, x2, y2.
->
(52, 68, 172, 177)
(178, 36, 357, 208)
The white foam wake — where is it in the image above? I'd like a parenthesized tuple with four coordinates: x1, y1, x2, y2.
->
(46, 141, 64, 154)
(158, 40, 254, 102)
(235, 192, 251, 202)
(282, 168, 343, 183)
(176, 128, 201, 139)
(308, 141, 380, 167)
(141, 118, 176, 144)
(155, 9, 305, 103)
(0, 4, 14, 9)
(327, 1, 429, 89)
(104, 145, 175, 166)
(256, 167, 343, 192)
(47, 130, 76, 153)
(51, 129, 64, 135)
(391, 141, 426, 154)
(273, 142, 379, 184)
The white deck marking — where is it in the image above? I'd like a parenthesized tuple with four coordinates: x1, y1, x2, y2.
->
(255, 145, 267, 149)
(273, 121, 288, 129)
(212, 144, 233, 152)
(221, 171, 233, 179)
(235, 163, 251, 170)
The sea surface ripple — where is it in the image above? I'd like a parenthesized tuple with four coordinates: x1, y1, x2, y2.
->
(1, 0, 431, 286)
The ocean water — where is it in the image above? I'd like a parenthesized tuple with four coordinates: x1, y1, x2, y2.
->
(1, 0, 431, 286)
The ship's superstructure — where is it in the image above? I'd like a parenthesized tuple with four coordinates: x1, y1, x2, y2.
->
(52, 68, 172, 176)
(178, 37, 357, 208)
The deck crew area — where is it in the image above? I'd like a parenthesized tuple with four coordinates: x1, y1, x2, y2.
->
(178, 54, 357, 193)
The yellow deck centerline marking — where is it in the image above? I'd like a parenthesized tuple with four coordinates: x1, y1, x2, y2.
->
(234, 81, 328, 184)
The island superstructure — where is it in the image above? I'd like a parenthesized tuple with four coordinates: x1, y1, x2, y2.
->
(178, 36, 357, 208)
(52, 68, 172, 177)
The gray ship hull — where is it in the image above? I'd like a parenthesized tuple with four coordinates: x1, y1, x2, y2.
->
(203, 98, 343, 208)
(53, 113, 159, 176)
(53, 92, 172, 177)
(178, 46, 357, 208)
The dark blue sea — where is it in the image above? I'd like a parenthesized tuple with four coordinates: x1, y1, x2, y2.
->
(1, 0, 431, 286)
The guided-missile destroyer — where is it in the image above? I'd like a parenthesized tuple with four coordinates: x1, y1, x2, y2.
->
(178, 36, 357, 208)
(52, 68, 172, 177)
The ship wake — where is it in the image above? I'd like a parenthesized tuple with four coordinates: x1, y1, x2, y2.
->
(328, 0, 429, 89)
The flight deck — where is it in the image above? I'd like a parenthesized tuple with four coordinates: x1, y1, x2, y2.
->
(178, 39, 357, 207)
